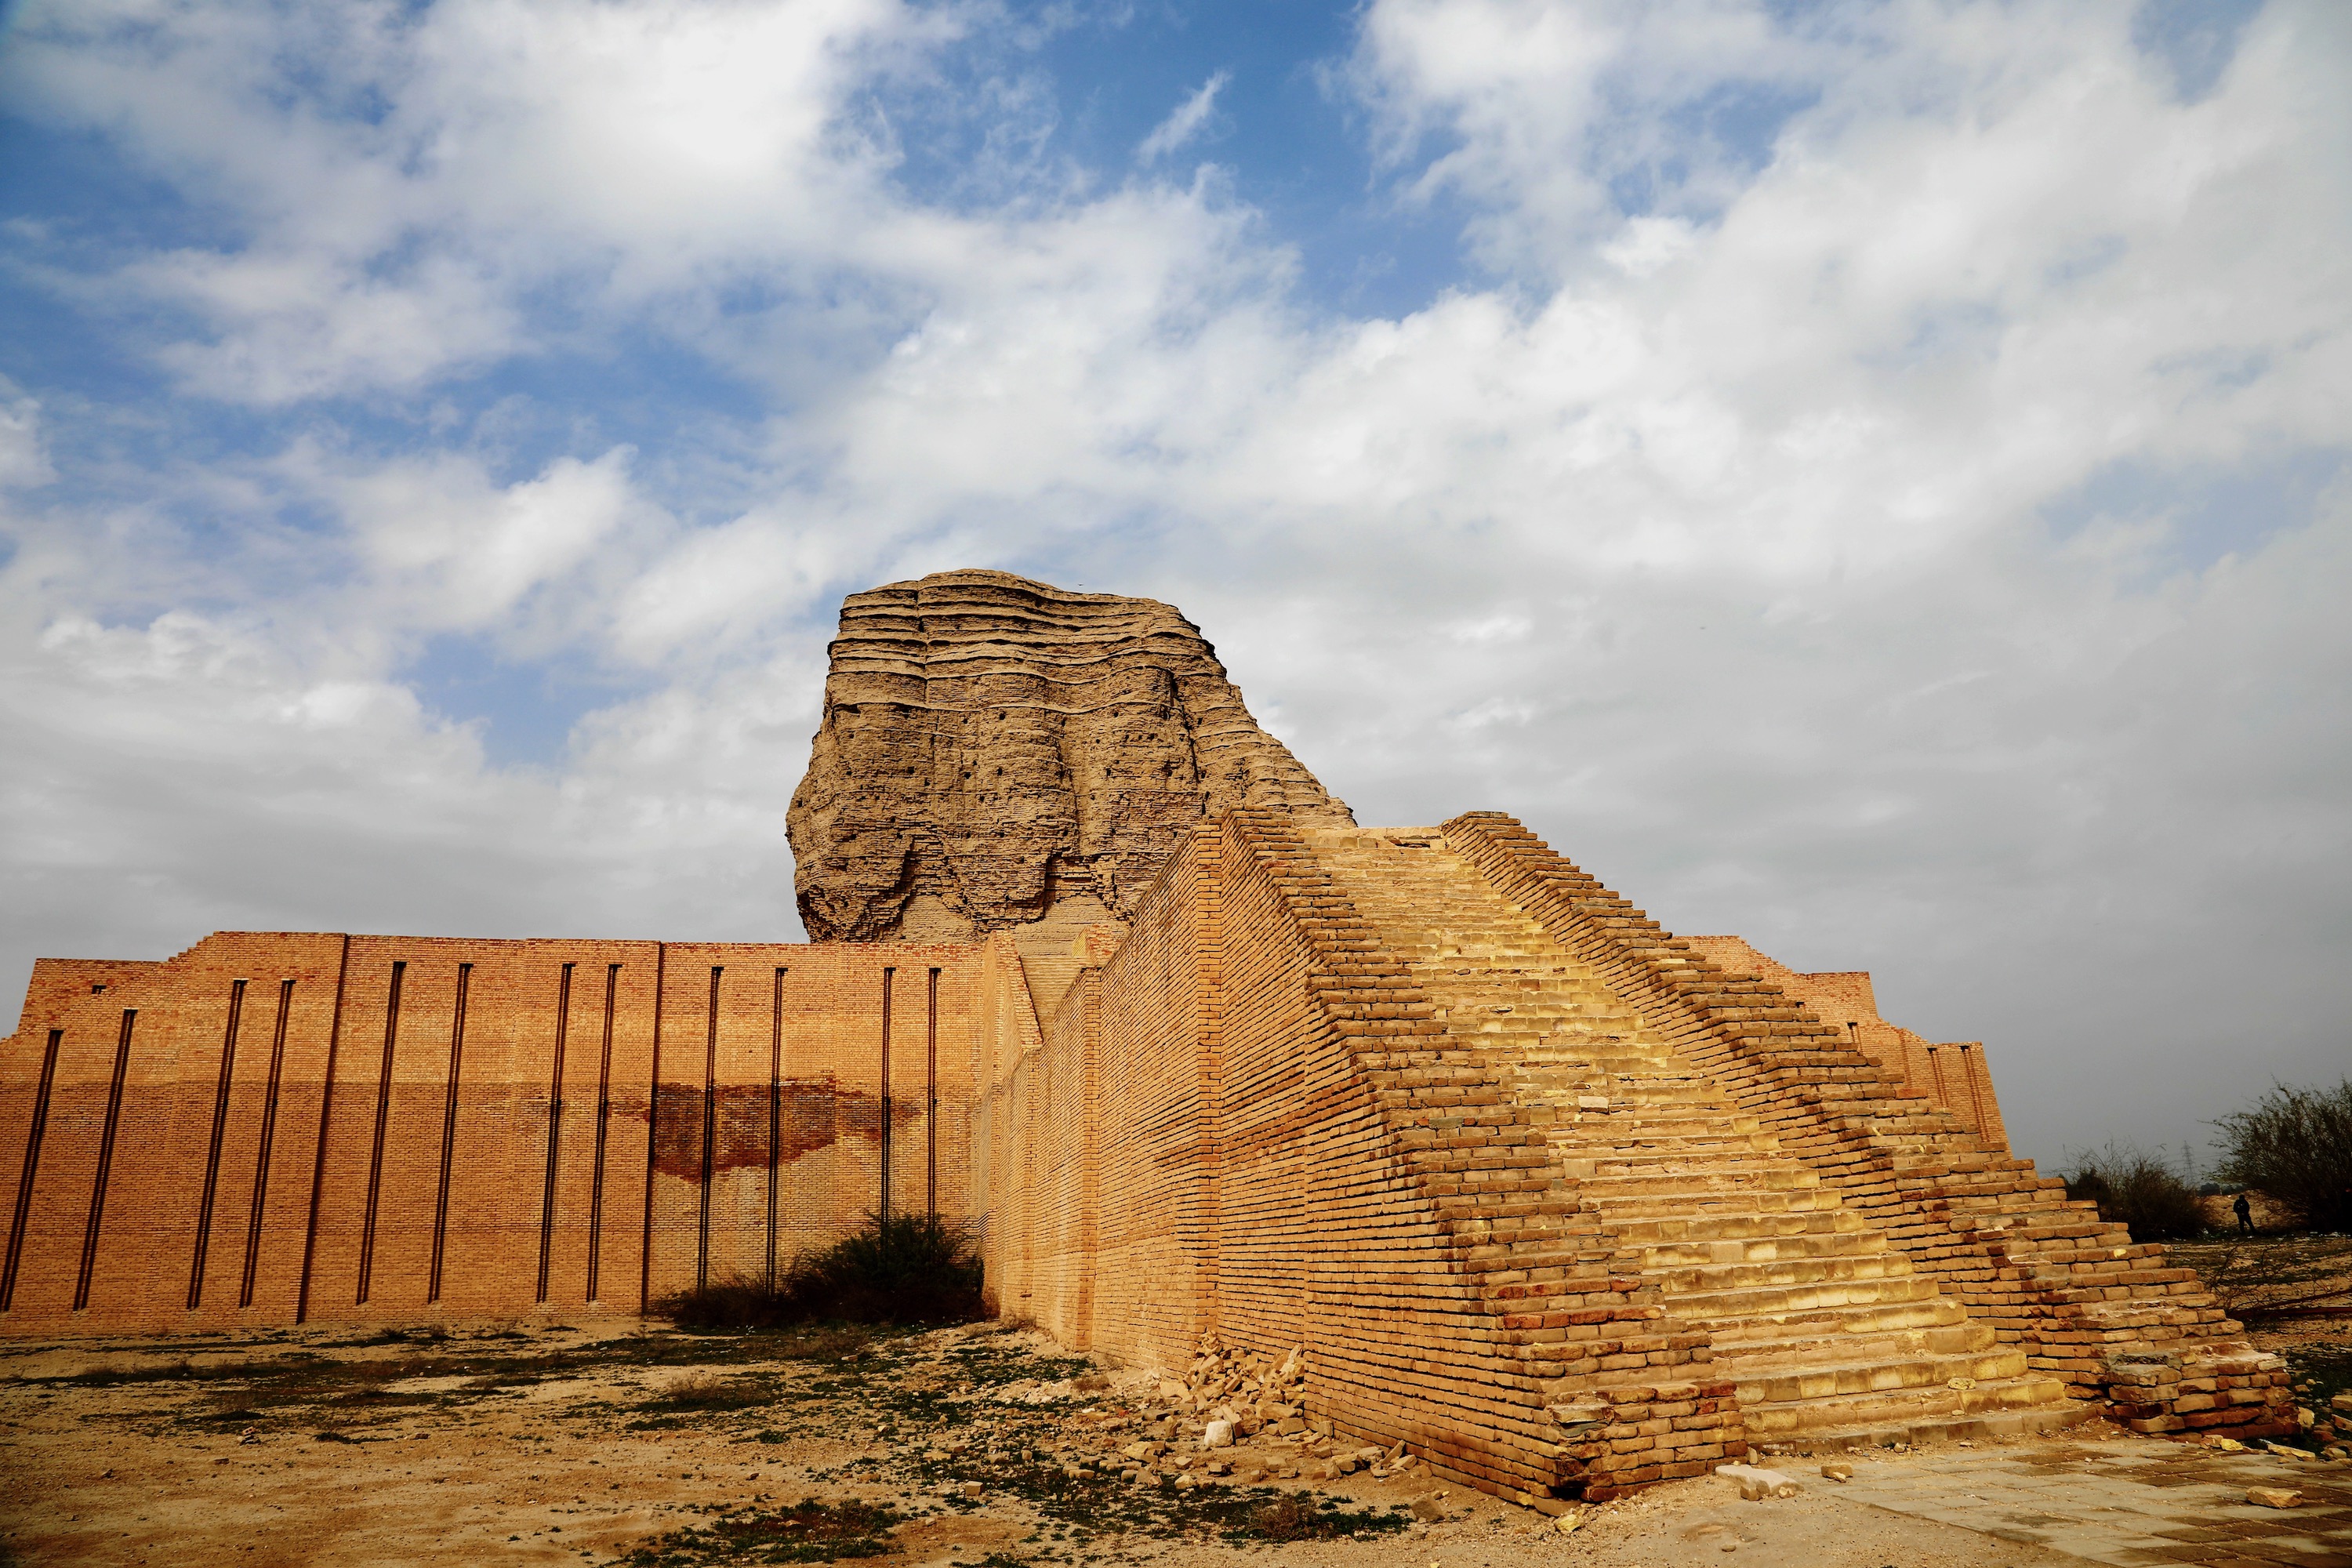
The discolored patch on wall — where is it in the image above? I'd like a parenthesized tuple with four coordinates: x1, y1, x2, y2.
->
(641, 1081, 923, 1182)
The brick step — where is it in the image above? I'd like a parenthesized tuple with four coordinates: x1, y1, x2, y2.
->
(1642, 1230, 1886, 1267)
(1726, 1345, 2031, 1406)
(1526, 1087, 1750, 1110)
(1512, 1053, 1680, 1073)
(1511, 1077, 1726, 1102)
(1582, 1149, 1806, 1178)
(1654, 1272, 1944, 1320)
(1697, 1297, 1970, 1348)
(1549, 1085, 1732, 1109)
(1655, 1252, 1912, 1294)
(1602, 1209, 1869, 1246)
(1739, 1374, 2078, 1437)
(1572, 1167, 1824, 1199)
(1584, 1188, 1846, 1221)
(1767, 1397, 2093, 1452)
(1714, 1314, 1989, 1365)
(1563, 1142, 1785, 1169)
(1445, 1015, 1633, 1035)
(1540, 1121, 1775, 1150)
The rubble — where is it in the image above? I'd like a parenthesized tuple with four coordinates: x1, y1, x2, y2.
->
(1715, 1465, 1802, 1501)
(1156, 1331, 1311, 1434)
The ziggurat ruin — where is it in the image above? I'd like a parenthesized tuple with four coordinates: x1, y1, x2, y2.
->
(0, 568, 2292, 1504)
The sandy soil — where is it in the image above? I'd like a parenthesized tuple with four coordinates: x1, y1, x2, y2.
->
(0, 1318, 2099, 1568)
(4, 1326, 2079, 1568)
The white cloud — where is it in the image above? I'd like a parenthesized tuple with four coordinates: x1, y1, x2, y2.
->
(1138, 71, 1231, 165)
(0, 394, 54, 491)
(308, 445, 659, 651)
(7, 0, 964, 401)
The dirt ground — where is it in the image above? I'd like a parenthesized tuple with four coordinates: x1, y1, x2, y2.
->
(1, 1268, 2347, 1568)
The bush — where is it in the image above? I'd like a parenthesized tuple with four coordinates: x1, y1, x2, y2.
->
(2214, 1079, 2352, 1233)
(2061, 1142, 2207, 1243)
(655, 1211, 984, 1330)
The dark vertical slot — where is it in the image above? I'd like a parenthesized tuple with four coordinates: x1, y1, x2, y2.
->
(237, 981, 296, 1309)
(927, 967, 939, 1219)
(639, 944, 666, 1314)
(74, 1010, 138, 1310)
(0, 1029, 65, 1311)
(767, 967, 785, 1287)
(586, 963, 619, 1302)
(187, 980, 248, 1310)
(295, 935, 352, 1323)
(536, 962, 576, 1304)
(880, 967, 894, 1220)
(354, 961, 405, 1306)
(426, 962, 472, 1305)
(696, 965, 721, 1292)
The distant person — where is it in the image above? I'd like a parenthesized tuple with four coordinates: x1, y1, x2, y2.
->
(2233, 1192, 2254, 1235)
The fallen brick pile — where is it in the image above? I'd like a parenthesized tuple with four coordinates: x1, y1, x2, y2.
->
(1157, 1333, 1308, 1428)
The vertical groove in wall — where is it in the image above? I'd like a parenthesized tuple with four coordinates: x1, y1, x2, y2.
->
(587, 963, 618, 1302)
(74, 1010, 138, 1312)
(697, 965, 721, 1292)
(238, 982, 297, 1310)
(426, 962, 473, 1305)
(295, 935, 353, 1323)
(1195, 826, 1226, 1344)
(640, 944, 666, 1314)
(880, 967, 895, 1218)
(0, 1029, 64, 1311)
(187, 979, 248, 1310)
(927, 967, 939, 1218)
(537, 962, 576, 1304)
(1961, 1045, 1987, 1135)
(355, 961, 405, 1306)
(768, 967, 786, 1287)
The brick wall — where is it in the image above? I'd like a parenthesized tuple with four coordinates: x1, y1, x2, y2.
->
(0, 935, 981, 1334)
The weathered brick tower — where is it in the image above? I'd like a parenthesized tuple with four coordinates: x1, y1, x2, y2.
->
(0, 568, 2292, 1504)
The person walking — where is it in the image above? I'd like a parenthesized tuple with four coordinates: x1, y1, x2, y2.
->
(2232, 1192, 2255, 1235)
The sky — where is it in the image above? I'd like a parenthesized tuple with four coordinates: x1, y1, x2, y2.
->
(0, 0, 2344, 1174)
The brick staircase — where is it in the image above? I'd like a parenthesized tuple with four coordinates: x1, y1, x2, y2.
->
(1439, 811, 2295, 1443)
(1305, 826, 2086, 1448)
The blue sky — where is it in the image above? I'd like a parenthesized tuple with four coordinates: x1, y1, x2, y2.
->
(0, 0, 2345, 1171)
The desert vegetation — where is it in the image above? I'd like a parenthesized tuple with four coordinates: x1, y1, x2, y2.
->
(2213, 1077, 2352, 1234)
(656, 1212, 986, 1331)
(2061, 1142, 2207, 1243)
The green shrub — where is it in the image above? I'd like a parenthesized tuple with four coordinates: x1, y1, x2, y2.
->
(655, 1211, 983, 1330)
(2061, 1142, 2206, 1243)
(2214, 1079, 2352, 1233)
